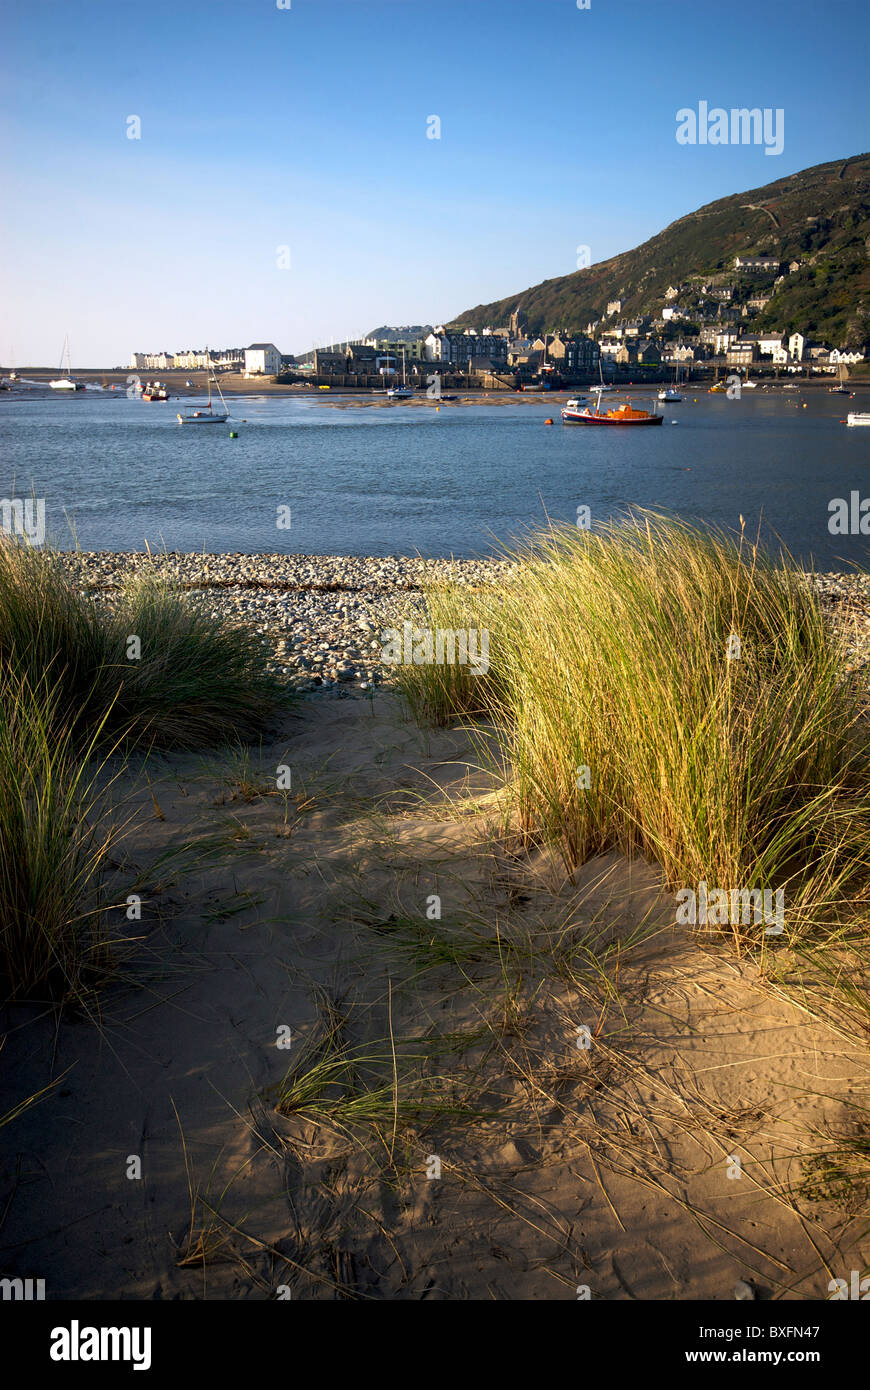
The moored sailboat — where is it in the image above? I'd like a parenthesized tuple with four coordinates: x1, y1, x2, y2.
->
(50, 336, 86, 391)
(176, 354, 229, 424)
(658, 362, 683, 402)
(386, 348, 415, 398)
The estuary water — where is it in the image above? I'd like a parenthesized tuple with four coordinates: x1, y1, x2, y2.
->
(1, 387, 869, 568)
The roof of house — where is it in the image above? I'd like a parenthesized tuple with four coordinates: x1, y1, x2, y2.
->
(247, 342, 279, 351)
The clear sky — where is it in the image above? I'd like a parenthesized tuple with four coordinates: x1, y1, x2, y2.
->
(1, 0, 868, 365)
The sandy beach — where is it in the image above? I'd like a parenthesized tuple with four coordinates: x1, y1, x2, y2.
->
(2, 690, 868, 1299)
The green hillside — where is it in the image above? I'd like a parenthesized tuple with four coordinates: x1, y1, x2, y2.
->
(450, 154, 870, 348)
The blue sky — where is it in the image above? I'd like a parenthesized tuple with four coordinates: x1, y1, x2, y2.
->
(1, 0, 868, 364)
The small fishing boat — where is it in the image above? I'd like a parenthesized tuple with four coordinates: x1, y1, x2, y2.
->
(142, 381, 170, 402)
(562, 398, 663, 427)
(177, 354, 229, 424)
(846, 412, 870, 427)
(565, 397, 587, 409)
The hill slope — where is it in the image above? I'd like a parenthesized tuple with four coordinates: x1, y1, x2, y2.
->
(450, 154, 870, 347)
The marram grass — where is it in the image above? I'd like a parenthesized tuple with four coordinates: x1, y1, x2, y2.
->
(0, 537, 286, 748)
(0, 536, 288, 1001)
(393, 514, 870, 944)
(0, 669, 119, 1002)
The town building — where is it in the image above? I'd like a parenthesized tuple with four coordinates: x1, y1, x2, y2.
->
(758, 334, 784, 357)
(725, 341, 759, 366)
(508, 305, 528, 339)
(734, 256, 781, 272)
(788, 332, 805, 361)
(244, 342, 283, 376)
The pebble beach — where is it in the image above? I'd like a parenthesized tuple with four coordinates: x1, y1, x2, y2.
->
(58, 551, 870, 694)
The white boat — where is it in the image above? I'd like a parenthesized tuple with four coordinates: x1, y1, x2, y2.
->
(50, 335, 85, 391)
(846, 412, 870, 427)
(591, 358, 616, 394)
(386, 348, 414, 398)
(658, 362, 684, 402)
(177, 352, 229, 424)
(565, 397, 587, 409)
(742, 379, 758, 389)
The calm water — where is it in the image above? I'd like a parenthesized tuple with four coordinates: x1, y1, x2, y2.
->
(1, 387, 869, 568)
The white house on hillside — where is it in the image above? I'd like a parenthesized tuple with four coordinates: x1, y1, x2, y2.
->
(788, 332, 805, 361)
(244, 343, 283, 376)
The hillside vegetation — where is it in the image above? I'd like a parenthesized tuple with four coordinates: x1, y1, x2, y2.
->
(450, 153, 870, 347)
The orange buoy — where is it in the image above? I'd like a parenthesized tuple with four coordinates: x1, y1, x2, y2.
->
(544, 417, 554, 425)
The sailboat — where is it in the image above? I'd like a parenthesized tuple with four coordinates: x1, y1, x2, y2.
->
(386, 348, 414, 398)
(829, 363, 851, 395)
(658, 361, 683, 402)
(590, 357, 615, 396)
(176, 352, 229, 424)
(50, 336, 86, 391)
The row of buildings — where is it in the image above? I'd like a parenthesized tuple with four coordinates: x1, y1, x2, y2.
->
(129, 344, 284, 375)
(588, 255, 865, 371)
(130, 250, 865, 383)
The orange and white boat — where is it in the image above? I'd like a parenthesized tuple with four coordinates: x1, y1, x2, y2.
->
(561, 396, 663, 426)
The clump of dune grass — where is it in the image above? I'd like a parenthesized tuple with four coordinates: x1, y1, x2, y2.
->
(0, 533, 110, 733)
(103, 574, 286, 748)
(0, 538, 285, 749)
(387, 587, 496, 726)
(0, 538, 287, 1000)
(0, 670, 120, 1003)
(395, 514, 870, 945)
(276, 991, 490, 1137)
